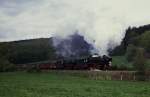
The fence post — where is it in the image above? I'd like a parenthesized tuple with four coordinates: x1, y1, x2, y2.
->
(133, 73, 136, 81)
(121, 74, 123, 80)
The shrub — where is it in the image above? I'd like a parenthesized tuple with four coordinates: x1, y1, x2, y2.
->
(0, 58, 16, 72)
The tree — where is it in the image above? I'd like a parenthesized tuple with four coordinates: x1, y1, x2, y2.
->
(138, 31, 150, 52)
(133, 48, 147, 81)
(125, 44, 136, 62)
(0, 43, 15, 72)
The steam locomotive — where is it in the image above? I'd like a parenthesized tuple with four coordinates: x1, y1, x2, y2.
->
(17, 55, 112, 71)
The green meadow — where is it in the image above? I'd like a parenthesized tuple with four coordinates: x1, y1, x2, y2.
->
(0, 72, 150, 97)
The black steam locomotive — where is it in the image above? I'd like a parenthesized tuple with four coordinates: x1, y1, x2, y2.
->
(54, 55, 112, 70)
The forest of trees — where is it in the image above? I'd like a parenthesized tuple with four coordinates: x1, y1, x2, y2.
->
(111, 24, 150, 56)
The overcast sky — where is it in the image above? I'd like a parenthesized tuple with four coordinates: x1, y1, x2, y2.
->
(0, 0, 150, 54)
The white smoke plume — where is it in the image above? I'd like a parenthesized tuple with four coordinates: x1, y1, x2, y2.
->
(0, 0, 150, 55)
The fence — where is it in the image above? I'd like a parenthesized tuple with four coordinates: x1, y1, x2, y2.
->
(46, 70, 150, 81)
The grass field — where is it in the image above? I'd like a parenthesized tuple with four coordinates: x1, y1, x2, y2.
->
(0, 72, 150, 97)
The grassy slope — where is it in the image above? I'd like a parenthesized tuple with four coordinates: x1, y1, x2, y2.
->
(0, 72, 150, 97)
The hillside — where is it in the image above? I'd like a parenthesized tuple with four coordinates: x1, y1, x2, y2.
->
(0, 24, 150, 71)
(111, 24, 150, 70)
(0, 38, 55, 66)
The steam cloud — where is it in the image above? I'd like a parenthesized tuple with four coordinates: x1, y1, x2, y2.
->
(52, 33, 93, 58)
(0, 0, 150, 55)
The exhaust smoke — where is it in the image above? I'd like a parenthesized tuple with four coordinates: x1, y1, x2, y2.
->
(52, 33, 94, 58)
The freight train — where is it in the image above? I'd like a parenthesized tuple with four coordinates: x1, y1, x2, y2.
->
(17, 55, 112, 71)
